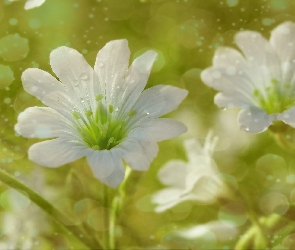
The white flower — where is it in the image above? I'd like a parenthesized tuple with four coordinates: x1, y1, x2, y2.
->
(0, 189, 47, 249)
(176, 220, 238, 242)
(15, 39, 188, 188)
(152, 133, 230, 213)
(8, 0, 46, 9)
(201, 21, 295, 133)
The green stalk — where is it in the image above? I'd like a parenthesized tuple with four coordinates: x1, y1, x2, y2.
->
(103, 183, 110, 249)
(104, 165, 132, 249)
(0, 168, 103, 249)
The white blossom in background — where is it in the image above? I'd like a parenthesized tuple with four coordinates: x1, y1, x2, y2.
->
(152, 132, 231, 213)
(201, 21, 295, 133)
(15, 39, 188, 188)
(0, 189, 48, 249)
(176, 220, 238, 242)
(7, 0, 46, 9)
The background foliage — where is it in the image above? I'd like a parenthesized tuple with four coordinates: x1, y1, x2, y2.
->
(1, 0, 295, 248)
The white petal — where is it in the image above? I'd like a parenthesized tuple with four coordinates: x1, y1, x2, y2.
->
(131, 85, 188, 121)
(50, 46, 96, 110)
(94, 39, 130, 81)
(120, 139, 149, 171)
(177, 221, 238, 241)
(157, 160, 188, 188)
(270, 21, 295, 84)
(138, 140, 159, 166)
(21, 69, 74, 118)
(24, 0, 45, 9)
(186, 175, 223, 204)
(15, 107, 72, 138)
(94, 39, 130, 104)
(28, 139, 86, 168)
(238, 107, 274, 133)
(122, 139, 159, 171)
(201, 67, 259, 107)
(213, 46, 248, 70)
(144, 118, 187, 141)
(152, 188, 185, 213)
(86, 149, 125, 188)
(119, 50, 158, 114)
(277, 107, 295, 127)
(235, 31, 280, 80)
(214, 93, 250, 108)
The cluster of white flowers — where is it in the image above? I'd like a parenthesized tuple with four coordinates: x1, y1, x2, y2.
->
(14, 20, 295, 247)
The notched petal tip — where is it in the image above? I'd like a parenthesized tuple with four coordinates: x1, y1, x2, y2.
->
(105, 39, 128, 47)
(50, 46, 71, 60)
(131, 50, 158, 73)
(271, 21, 295, 36)
(21, 68, 39, 82)
(24, 0, 46, 10)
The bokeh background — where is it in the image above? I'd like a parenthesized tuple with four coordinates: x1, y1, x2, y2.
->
(1, 0, 295, 249)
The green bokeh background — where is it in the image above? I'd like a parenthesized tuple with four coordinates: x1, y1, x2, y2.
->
(1, 0, 295, 249)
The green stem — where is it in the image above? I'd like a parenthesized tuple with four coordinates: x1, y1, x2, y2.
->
(108, 165, 133, 249)
(0, 169, 103, 249)
(234, 190, 268, 249)
(103, 183, 110, 249)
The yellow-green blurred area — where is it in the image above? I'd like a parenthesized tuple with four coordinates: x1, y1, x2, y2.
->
(1, 0, 295, 249)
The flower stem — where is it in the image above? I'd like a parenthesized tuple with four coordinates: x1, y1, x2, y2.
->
(103, 183, 110, 249)
(104, 166, 132, 249)
(0, 168, 103, 249)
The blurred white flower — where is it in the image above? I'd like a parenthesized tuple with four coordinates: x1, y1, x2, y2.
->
(202, 22, 295, 133)
(24, 0, 45, 9)
(0, 189, 48, 249)
(152, 132, 231, 213)
(8, 0, 46, 9)
(177, 220, 238, 242)
(15, 39, 188, 188)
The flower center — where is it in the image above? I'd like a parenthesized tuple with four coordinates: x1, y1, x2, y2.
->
(72, 94, 136, 150)
(252, 78, 295, 114)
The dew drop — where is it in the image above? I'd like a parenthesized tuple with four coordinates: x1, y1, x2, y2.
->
(80, 72, 89, 81)
(97, 61, 104, 67)
(73, 79, 79, 87)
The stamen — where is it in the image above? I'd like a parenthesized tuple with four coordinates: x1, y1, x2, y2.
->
(107, 137, 115, 148)
(128, 110, 137, 117)
(73, 111, 80, 120)
(85, 110, 93, 117)
(96, 94, 103, 101)
(109, 105, 114, 113)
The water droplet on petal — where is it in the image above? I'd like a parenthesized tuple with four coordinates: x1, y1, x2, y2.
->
(97, 61, 104, 67)
(73, 79, 79, 87)
(81, 72, 89, 81)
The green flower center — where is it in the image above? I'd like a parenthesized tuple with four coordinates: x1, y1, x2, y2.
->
(72, 94, 136, 150)
(252, 78, 295, 114)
